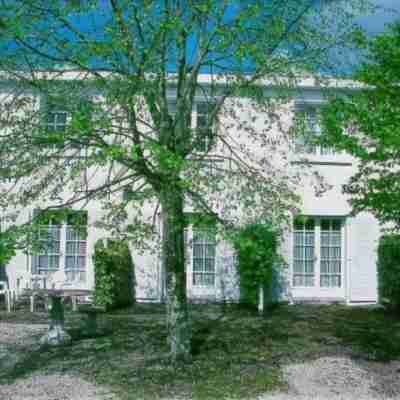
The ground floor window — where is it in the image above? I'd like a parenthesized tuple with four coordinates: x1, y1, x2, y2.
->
(32, 210, 87, 282)
(192, 229, 216, 287)
(293, 217, 343, 288)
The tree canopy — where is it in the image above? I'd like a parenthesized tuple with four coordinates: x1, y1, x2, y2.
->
(0, 0, 371, 361)
(321, 21, 400, 230)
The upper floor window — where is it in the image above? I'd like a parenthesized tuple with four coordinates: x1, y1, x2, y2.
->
(194, 102, 215, 153)
(167, 100, 216, 153)
(294, 103, 335, 156)
(46, 106, 68, 133)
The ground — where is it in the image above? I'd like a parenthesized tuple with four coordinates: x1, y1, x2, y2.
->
(1, 303, 400, 399)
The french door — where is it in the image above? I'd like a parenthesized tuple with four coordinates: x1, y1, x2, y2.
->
(292, 217, 345, 299)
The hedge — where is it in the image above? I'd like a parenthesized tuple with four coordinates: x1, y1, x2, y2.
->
(377, 234, 400, 310)
(93, 238, 135, 311)
(233, 223, 280, 308)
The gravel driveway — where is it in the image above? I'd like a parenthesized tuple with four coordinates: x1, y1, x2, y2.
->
(0, 322, 117, 400)
(262, 355, 400, 400)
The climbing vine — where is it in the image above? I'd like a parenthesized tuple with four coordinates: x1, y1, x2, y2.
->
(233, 223, 281, 308)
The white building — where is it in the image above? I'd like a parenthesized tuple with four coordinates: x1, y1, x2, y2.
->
(0, 75, 380, 305)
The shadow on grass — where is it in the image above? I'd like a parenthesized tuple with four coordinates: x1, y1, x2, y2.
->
(2, 304, 400, 399)
(332, 308, 400, 361)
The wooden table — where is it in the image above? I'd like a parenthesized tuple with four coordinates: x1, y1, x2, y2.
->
(30, 289, 93, 346)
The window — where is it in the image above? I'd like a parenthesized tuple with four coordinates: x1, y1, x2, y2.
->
(194, 102, 215, 152)
(192, 229, 216, 286)
(33, 215, 61, 276)
(292, 217, 343, 288)
(46, 106, 68, 133)
(294, 103, 334, 156)
(65, 224, 87, 282)
(320, 219, 342, 288)
(32, 210, 87, 282)
(293, 218, 315, 287)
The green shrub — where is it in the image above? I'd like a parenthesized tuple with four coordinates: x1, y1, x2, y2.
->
(0, 232, 16, 266)
(93, 239, 135, 311)
(378, 234, 400, 310)
(233, 223, 280, 308)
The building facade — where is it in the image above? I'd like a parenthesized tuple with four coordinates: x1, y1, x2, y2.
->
(0, 77, 380, 305)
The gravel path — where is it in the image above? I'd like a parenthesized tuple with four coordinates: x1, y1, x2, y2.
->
(261, 355, 400, 400)
(0, 374, 117, 400)
(0, 322, 117, 400)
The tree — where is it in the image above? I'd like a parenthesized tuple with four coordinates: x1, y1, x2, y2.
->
(321, 21, 400, 231)
(0, 0, 369, 362)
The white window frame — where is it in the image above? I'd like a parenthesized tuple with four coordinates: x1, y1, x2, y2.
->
(194, 102, 215, 153)
(167, 99, 216, 153)
(294, 103, 335, 156)
(46, 107, 69, 133)
(32, 211, 87, 282)
(65, 225, 87, 282)
(33, 223, 62, 276)
(185, 225, 216, 289)
(292, 217, 345, 289)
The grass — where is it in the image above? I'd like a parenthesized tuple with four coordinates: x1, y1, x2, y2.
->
(1, 303, 400, 399)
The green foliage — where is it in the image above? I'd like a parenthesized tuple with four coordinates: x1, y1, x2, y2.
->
(377, 234, 400, 310)
(93, 239, 135, 311)
(0, 231, 16, 266)
(233, 223, 280, 308)
(321, 21, 400, 230)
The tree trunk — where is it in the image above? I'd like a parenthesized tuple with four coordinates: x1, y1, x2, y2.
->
(161, 187, 191, 363)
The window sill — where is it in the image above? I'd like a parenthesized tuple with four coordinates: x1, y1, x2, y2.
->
(291, 154, 353, 166)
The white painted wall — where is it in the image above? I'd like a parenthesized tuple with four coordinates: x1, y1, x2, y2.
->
(1, 79, 382, 304)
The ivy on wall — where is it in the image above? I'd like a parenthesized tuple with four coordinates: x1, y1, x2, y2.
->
(232, 223, 281, 308)
(378, 234, 400, 310)
(93, 239, 135, 311)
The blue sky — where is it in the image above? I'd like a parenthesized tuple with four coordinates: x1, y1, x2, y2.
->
(360, 0, 400, 34)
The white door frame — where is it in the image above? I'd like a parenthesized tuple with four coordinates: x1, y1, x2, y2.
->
(290, 216, 346, 300)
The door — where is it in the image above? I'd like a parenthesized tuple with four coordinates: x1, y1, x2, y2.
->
(291, 217, 346, 300)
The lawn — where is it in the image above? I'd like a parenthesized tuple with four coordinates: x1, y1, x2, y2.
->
(1, 303, 400, 400)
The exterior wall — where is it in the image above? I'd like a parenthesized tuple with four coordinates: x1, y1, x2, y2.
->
(0, 81, 381, 304)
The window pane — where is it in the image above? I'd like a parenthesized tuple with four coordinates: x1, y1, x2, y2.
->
(331, 233, 341, 246)
(65, 256, 76, 269)
(192, 228, 215, 286)
(293, 260, 304, 273)
(305, 232, 314, 245)
(321, 246, 329, 259)
(205, 244, 215, 258)
(193, 244, 203, 258)
(305, 261, 314, 274)
(294, 232, 304, 245)
(193, 258, 203, 272)
(294, 246, 303, 259)
(304, 246, 314, 260)
(204, 258, 215, 272)
(49, 256, 59, 269)
(331, 261, 341, 274)
(39, 255, 48, 268)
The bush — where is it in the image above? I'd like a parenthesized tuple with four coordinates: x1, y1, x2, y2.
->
(0, 232, 16, 267)
(378, 234, 400, 310)
(233, 223, 280, 308)
(93, 239, 135, 311)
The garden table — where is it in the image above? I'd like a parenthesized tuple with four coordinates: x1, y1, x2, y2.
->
(29, 288, 93, 346)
